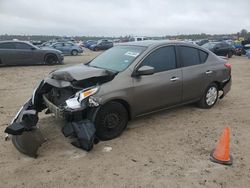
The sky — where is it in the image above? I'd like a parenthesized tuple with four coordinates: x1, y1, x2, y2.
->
(0, 0, 249, 37)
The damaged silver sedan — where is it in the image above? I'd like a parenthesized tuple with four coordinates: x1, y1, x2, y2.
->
(5, 41, 232, 157)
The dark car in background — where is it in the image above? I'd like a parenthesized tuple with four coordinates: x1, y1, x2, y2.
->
(202, 42, 235, 58)
(49, 42, 83, 55)
(0, 41, 63, 66)
(5, 41, 232, 157)
(196, 39, 209, 46)
(89, 40, 113, 51)
(84, 40, 97, 48)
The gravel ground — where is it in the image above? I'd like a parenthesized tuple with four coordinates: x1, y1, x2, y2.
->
(0, 50, 250, 188)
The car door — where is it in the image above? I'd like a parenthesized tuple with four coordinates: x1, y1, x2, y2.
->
(108, 42, 113, 49)
(221, 43, 231, 56)
(0, 42, 17, 65)
(14, 42, 34, 64)
(177, 45, 210, 102)
(63, 43, 74, 54)
(132, 45, 182, 116)
(214, 43, 224, 56)
(98, 42, 105, 50)
(53, 43, 64, 53)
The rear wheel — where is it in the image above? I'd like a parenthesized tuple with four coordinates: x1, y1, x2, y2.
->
(71, 50, 78, 56)
(198, 83, 219, 109)
(45, 54, 58, 65)
(227, 51, 233, 58)
(94, 101, 128, 141)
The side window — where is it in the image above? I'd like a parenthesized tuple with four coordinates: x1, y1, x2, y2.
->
(65, 43, 73, 47)
(141, 46, 176, 72)
(199, 50, 208, 63)
(0, 43, 15, 49)
(15, 43, 32, 50)
(137, 38, 142, 41)
(54, 43, 63, 47)
(178, 46, 200, 67)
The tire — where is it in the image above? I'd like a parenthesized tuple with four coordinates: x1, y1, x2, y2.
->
(94, 101, 128, 141)
(198, 83, 219, 109)
(71, 50, 78, 56)
(45, 54, 58, 65)
(227, 51, 233, 58)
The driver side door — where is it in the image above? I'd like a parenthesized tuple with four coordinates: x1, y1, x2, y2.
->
(131, 45, 182, 116)
(14, 42, 35, 64)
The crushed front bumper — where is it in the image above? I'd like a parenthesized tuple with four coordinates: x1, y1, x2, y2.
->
(5, 80, 99, 158)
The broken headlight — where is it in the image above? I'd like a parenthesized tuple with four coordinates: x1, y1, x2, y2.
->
(65, 87, 99, 110)
(77, 87, 99, 103)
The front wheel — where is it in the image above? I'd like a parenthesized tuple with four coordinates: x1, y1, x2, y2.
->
(45, 54, 58, 65)
(94, 101, 128, 141)
(198, 83, 219, 109)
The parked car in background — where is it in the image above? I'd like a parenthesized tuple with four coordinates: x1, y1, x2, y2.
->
(5, 40, 231, 157)
(0, 41, 63, 66)
(196, 39, 209, 46)
(89, 40, 113, 51)
(84, 40, 97, 48)
(49, 42, 83, 55)
(246, 50, 250, 58)
(129, 37, 149, 42)
(202, 42, 235, 58)
(39, 41, 56, 47)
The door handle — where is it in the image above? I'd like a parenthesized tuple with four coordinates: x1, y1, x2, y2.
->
(170, 77, 179, 82)
(205, 70, 213, 74)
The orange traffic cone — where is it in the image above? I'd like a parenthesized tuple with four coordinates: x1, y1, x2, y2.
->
(210, 127, 233, 165)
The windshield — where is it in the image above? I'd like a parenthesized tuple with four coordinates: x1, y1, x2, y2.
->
(202, 42, 216, 49)
(88, 45, 146, 72)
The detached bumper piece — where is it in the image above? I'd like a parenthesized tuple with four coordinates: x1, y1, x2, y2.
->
(12, 129, 45, 158)
(4, 99, 45, 158)
(62, 120, 98, 151)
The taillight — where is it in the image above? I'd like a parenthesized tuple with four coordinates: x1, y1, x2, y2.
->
(224, 63, 231, 69)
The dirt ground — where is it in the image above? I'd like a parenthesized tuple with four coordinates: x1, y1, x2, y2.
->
(0, 49, 250, 188)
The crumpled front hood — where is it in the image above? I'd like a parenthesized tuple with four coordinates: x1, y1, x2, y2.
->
(51, 64, 110, 81)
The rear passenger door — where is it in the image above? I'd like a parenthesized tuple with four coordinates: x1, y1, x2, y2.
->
(132, 46, 182, 115)
(177, 45, 210, 102)
(0, 42, 16, 65)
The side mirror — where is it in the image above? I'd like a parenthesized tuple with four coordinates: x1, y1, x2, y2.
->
(31, 47, 36, 50)
(135, 66, 155, 76)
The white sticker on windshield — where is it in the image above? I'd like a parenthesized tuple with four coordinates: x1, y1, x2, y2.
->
(124, 51, 139, 57)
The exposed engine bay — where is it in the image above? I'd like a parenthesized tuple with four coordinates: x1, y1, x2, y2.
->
(5, 64, 116, 158)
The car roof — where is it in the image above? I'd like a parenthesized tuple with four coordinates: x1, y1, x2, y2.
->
(118, 40, 199, 48)
(0, 41, 35, 47)
(0, 40, 30, 44)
